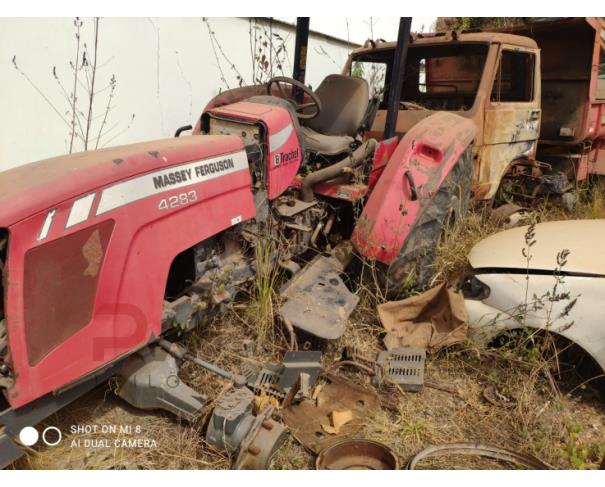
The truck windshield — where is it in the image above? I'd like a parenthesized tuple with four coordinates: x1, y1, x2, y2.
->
(351, 43, 489, 111)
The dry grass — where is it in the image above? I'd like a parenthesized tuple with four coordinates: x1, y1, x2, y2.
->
(432, 179, 605, 286)
(12, 181, 605, 470)
(432, 209, 498, 286)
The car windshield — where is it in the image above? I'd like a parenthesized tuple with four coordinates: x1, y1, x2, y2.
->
(351, 42, 489, 111)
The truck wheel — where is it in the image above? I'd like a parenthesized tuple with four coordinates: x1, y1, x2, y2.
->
(378, 146, 473, 297)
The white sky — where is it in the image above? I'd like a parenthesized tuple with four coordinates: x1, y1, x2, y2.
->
(278, 17, 438, 45)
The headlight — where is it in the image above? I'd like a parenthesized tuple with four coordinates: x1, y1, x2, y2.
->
(462, 275, 490, 300)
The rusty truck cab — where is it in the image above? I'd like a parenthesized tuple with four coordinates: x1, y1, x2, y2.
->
(344, 32, 541, 200)
(491, 18, 605, 181)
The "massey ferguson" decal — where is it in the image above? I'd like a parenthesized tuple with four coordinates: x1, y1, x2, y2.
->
(95, 150, 248, 215)
(152, 158, 237, 190)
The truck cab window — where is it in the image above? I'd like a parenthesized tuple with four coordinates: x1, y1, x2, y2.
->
(491, 50, 535, 102)
(351, 43, 488, 112)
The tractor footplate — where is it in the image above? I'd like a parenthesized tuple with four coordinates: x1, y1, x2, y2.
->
(279, 255, 358, 339)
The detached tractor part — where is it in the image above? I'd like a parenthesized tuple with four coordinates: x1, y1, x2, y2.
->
(279, 255, 358, 340)
(116, 346, 207, 421)
(374, 347, 426, 392)
(382, 145, 473, 290)
(316, 439, 400, 470)
(117, 338, 289, 469)
(206, 386, 287, 469)
(243, 351, 322, 403)
(115, 338, 247, 420)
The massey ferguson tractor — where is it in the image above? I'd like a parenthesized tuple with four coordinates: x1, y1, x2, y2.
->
(0, 17, 480, 467)
(2, 15, 604, 469)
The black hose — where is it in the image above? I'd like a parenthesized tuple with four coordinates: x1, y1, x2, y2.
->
(300, 139, 377, 202)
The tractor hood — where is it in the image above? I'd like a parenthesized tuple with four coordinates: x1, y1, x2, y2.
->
(0, 135, 243, 227)
(468, 219, 605, 276)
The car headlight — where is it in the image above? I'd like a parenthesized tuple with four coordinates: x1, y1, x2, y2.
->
(462, 275, 490, 300)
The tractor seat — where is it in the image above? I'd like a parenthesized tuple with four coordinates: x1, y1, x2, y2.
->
(299, 74, 369, 156)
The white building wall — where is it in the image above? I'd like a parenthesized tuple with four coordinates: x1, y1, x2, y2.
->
(0, 17, 354, 170)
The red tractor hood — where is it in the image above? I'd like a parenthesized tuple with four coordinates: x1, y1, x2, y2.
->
(0, 135, 243, 227)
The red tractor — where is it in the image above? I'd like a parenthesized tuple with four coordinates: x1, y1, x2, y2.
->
(0, 18, 476, 466)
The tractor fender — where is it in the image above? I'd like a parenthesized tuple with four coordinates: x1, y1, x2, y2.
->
(352, 112, 477, 276)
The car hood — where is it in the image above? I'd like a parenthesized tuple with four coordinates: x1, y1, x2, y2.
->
(468, 219, 605, 276)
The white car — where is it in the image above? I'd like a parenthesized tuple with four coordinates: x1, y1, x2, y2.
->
(464, 219, 605, 372)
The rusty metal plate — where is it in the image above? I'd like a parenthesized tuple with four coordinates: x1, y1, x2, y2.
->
(280, 255, 359, 339)
(280, 373, 379, 454)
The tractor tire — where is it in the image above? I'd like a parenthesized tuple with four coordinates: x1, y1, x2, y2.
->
(378, 146, 473, 297)
(0, 319, 6, 358)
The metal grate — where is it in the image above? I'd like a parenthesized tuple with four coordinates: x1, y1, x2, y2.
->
(376, 348, 425, 392)
(246, 364, 286, 399)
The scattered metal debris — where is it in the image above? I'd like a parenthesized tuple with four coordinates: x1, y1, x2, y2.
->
(278, 351, 322, 396)
(336, 346, 426, 392)
(206, 387, 257, 451)
(206, 386, 287, 470)
(407, 443, 553, 470)
(243, 351, 322, 403)
(235, 406, 288, 470)
(116, 346, 206, 421)
(159, 339, 246, 384)
(280, 255, 359, 339)
(316, 439, 400, 470)
(375, 348, 426, 392)
(281, 373, 379, 453)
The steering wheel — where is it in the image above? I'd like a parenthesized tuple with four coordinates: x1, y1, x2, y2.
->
(266, 76, 322, 120)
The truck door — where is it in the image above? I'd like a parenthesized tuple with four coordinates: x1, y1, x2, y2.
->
(477, 45, 541, 199)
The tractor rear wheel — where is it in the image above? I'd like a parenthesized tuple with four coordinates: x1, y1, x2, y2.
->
(377, 146, 473, 297)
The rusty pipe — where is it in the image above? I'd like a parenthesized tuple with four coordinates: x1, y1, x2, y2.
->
(300, 138, 377, 202)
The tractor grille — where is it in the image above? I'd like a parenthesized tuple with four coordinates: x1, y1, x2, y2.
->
(23, 221, 114, 365)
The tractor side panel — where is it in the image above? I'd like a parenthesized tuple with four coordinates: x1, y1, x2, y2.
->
(4, 147, 254, 408)
(352, 112, 477, 264)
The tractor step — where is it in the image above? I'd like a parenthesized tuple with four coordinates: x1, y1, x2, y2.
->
(279, 255, 358, 339)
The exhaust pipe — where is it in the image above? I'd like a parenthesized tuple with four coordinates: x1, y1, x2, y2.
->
(300, 139, 377, 202)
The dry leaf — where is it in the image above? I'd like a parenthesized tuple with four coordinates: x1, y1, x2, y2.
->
(320, 409, 353, 434)
(255, 389, 279, 412)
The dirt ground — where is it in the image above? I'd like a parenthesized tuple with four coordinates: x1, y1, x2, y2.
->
(11, 186, 605, 470)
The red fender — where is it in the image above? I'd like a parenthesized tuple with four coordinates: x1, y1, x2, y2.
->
(352, 112, 477, 264)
